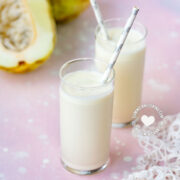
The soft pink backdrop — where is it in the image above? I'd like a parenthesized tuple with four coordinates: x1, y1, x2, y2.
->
(0, 0, 180, 179)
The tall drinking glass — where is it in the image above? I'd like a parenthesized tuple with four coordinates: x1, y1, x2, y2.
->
(59, 58, 114, 175)
(95, 18, 147, 127)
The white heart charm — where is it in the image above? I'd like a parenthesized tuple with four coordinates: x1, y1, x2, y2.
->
(141, 115, 155, 126)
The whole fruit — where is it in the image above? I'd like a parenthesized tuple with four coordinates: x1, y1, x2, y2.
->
(50, 0, 89, 22)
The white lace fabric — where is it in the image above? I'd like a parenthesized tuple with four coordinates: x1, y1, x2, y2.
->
(123, 113, 180, 180)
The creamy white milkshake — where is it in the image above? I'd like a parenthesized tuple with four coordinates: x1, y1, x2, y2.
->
(59, 59, 114, 174)
(95, 19, 146, 127)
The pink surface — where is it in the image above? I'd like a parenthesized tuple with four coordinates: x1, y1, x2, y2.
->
(0, 0, 180, 179)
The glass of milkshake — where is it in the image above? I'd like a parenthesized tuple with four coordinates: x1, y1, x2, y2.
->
(59, 58, 114, 175)
(95, 18, 147, 127)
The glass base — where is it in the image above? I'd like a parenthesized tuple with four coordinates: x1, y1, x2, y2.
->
(112, 121, 132, 128)
(61, 159, 109, 175)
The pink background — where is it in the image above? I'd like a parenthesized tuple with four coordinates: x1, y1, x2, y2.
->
(0, 0, 180, 179)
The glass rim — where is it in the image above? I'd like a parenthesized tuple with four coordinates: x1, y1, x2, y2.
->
(59, 58, 115, 89)
(95, 17, 147, 44)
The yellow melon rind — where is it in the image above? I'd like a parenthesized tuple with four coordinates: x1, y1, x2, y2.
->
(0, 46, 54, 73)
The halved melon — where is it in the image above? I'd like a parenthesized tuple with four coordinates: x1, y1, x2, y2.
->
(50, 0, 89, 22)
(0, 0, 56, 73)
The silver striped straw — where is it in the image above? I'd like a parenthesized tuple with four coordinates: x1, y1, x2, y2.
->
(90, 0, 109, 40)
(101, 7, 139, 83)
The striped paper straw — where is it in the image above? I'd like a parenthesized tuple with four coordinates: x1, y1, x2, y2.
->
(101, 7, 139, 83)
(90, 0, 109, 40)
